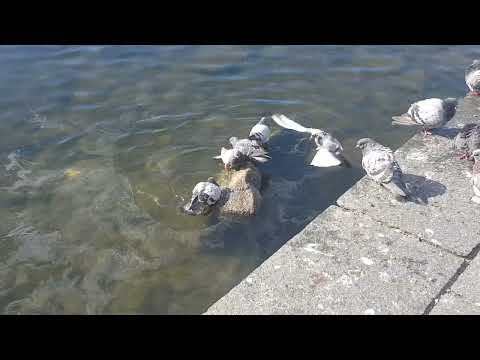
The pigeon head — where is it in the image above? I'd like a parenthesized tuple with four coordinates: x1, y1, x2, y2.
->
(444, 98, 458, 119)
(226, 148, 248, 170)
(472, 149, 480, 162)
(311, 129, 328, 140)
(309, 129, 327, 139)
(312, 131, 343, 154)
(213, 147, 237, 170)
(182, 177, 222, 216)
(356, 138, 375, 150)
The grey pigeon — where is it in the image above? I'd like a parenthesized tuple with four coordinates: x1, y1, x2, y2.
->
(271, 113, 349, 167)
(311, 129, 351, 168)
(356, 138, 411, 201)
(465, 60, 480, 96)
(183, 177, 222, 216)
(392, 98, 458, 136)
(214, 117, 271, 170)
(471, 150, 480, 204)
(454, 123, 480, 160)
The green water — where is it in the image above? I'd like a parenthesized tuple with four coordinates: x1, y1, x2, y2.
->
(0, 45, 478, 314)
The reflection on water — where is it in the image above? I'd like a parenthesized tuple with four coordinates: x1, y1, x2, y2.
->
(0, 45, 478, 314)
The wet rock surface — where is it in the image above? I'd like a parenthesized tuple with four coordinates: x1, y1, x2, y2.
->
(215, 164, 263, 217)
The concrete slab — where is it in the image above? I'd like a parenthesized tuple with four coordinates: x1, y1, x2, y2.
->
(337, 98, 480, 256)
(205, 205, 462, 314)
(431, 255, 480, 314)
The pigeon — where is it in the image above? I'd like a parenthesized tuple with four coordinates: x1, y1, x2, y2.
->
(471, 149, 480, 204)
(355, 138, 412, 201)
(214, 116, 271, 170)
(182, 177, 222, 216)
(392, 98, 458, 136)
(454, 123, 480, 160)
(271, 113, 348, 167)
(465, 60, 480, 96)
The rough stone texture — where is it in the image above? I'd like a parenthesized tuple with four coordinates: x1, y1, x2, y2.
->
(206, 206, 462, 314)
(218, 187, 262, 217)
(226, 165, 262, 191)
(204, 96, 480, 315)
(431, 255, 480, 315)
(337, 97, 480, 257)
(216, 164, 263, 217)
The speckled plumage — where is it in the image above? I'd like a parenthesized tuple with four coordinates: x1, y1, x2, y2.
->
(454, 123, 480, 158)
(392, 98, 458, 132)
(466, 60, 480, 94)
(356, 138, 409, 199)
(183, 178, 222, 215)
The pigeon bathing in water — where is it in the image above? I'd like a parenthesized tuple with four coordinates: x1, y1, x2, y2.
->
(471, 150, 480, 204)
(356, 138, 419, 203)
(182, 177, 222, 216)
(465, 60, 480, 96)
(392, 98, 458, 136)
(214, 116, 271, 170)
(454, 123, 480, 160)
(271, 113, 349, 167)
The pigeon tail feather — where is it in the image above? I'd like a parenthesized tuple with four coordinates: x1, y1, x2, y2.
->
(391, 115, 419, 126)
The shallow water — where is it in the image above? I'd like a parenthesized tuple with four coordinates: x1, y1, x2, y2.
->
(0, 45, 478, 314)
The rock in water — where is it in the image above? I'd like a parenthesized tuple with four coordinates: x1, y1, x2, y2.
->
(218, 187, 262, 217)
(216, 164, 263, 217)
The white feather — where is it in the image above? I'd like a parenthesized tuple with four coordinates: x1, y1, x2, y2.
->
(310, 147, 342, 167)
(271, 114, 311, 133)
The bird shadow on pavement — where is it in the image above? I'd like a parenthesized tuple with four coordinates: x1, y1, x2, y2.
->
(431, 127, 461, 140)
(403, 173, 447, 204)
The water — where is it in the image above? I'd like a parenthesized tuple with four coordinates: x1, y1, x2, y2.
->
(0, 45, 478, 314)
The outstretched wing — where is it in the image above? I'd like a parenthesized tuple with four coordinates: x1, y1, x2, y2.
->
(271, 114, 311, 133)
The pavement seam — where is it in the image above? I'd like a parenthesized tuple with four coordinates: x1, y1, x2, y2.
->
(334, 202, 465, 259)
(423, 242, 480, 315)
(334, 202, 480, 315)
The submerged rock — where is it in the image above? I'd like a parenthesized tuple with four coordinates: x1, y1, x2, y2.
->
(216, 163, 263, 217)
(218, 187, 262, 217)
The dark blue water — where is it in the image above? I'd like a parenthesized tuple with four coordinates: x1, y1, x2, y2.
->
(0, 45, 478, 314)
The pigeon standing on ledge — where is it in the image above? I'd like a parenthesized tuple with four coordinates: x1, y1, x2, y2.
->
(271, 113, 348, 167)
(392, 98, 458, 136)
(465, 60, 480, 96)
(214, 116, 271, 170)
(356, 138, 412, 202)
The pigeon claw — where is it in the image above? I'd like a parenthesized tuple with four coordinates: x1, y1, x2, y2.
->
(422, 129, 433, 137)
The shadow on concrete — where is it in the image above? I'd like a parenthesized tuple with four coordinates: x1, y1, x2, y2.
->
(404, 173, 447, 204)
(432, 127, 461, 140)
